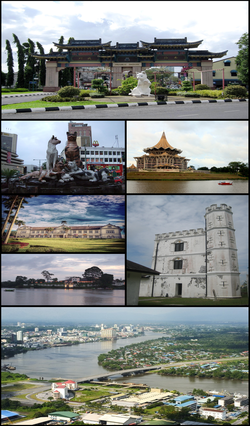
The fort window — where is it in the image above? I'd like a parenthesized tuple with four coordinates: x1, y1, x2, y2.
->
(174, 260, 183, 269)
(175, 242, 184, 252)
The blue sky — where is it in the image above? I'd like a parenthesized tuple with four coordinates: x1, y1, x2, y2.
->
(1, 121, 125, 165)
(2, 1, 248, 73)
(127, 195, 248, 285)
(1, 307, 248, 325)
(1, 253, 125, 281)
(127, 121, 248, 169)
(2, 195, 125, 231)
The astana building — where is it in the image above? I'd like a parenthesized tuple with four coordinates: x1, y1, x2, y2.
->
(140, 204, 241, 299)
(134, 132, 190, 171)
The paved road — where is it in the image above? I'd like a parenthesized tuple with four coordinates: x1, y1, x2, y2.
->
(2, 101, 248, 119)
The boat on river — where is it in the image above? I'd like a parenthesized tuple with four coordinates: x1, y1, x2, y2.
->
(218, 182, 233, 185)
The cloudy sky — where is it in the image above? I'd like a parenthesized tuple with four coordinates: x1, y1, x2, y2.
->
(127, 121, 248, 169)
(1, 306, 248, 325)
(1, 120, 125, 165)
(2, 195, 125, 231)
(127, 195, 248, 285)
(1, 253, 125, 281)
(2, 1, 248, 73)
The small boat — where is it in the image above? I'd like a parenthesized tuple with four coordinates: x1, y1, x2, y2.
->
(218, 181, 233, 185)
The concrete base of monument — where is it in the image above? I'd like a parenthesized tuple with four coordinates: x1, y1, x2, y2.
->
(3, 179, 124, 195)
(43, 86, 60, 92)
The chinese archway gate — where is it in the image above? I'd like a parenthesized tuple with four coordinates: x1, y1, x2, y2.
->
(32, 37, 227, 91)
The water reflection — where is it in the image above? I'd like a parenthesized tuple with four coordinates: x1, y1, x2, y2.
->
(1, 288, 125, 306)
(127, 180, 248, 194)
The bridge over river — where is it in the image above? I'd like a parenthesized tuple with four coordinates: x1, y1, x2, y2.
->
(77, 356, 248, 384)
(78, 365, 163, 383)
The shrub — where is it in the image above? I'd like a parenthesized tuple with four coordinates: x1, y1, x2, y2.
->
(116, 76, 138, 95)
(1, 244, 20, 252)
(155, 87, 169, 95)
(14, 88, 30, 92)
(80, 89, 92, 97)
(26, 247, 66, 252)
(195, 84, 210, 90)
(89, 93, 105, 98)
(185, 92, 200, 97)
(181, 80, 193, 91)
(58, 86, 80, 98)
(223, 85, 247, 99)
(168, 91, 177, 96)
(110, 90, 119, 95)
(195, 90, 223, 98)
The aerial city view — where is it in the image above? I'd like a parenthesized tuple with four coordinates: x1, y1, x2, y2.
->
(1, 1, 249, 425)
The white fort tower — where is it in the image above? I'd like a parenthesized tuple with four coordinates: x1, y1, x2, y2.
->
(140, 204, 240, 299)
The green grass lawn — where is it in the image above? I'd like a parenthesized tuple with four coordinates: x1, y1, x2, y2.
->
(72, 388, 112, 402)
(2, 383, 38, 392)
(2, 99, 113, 109)
(139, 296, 248, 306)
(10, 238, 125, 253)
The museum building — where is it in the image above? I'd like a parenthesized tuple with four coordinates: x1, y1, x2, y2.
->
(134, 132, 190, 170)
(16, 224, 122, 239)
(139, 204, 241, 299)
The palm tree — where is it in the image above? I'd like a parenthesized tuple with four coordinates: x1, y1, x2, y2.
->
(2, 168, 18, 185)
(2, 196, 18, 238)
(3, 196, 35, 244)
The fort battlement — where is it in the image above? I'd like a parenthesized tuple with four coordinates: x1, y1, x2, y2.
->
(155, 228, 204, 240)
(205, 204, 232, 214)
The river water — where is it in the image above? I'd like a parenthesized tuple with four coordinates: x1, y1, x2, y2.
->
(1, 288, 125, 306)
(2, 332, 248, 394)
(127, 180, 248, 194)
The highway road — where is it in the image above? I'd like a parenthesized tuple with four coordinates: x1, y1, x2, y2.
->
(2, 100, 248, 119)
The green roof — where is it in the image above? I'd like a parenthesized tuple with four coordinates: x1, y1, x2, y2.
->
(49, 411, 79, 418)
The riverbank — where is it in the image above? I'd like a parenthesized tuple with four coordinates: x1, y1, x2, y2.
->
(127, 171, 248, 181)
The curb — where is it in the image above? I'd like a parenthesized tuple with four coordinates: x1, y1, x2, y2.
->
(2, 92, 54, 98)
(2, 98, 248, 114)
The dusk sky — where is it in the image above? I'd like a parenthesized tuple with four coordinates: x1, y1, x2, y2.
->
(127, 195, 248, 285)
(1, 307, 248, 325)
(127, 121, 248, 169)
(1, 121, 125, 165)
(2, 195, 125, 231)
(1, 253, 125, 281)
(2, 1, 248, 73)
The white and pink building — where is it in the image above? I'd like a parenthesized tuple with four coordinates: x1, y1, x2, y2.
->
(52, 380, 78, 399)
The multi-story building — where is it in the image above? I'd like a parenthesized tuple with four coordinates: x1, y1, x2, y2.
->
(1, 131, 24, 173)
(201, 407, 226, 421)
(140, 204, 241, 299)
(16, 224, 122, 239)
(16, 331, 23, 342)
(188, 56, 243, 87)
(68, 121, 92, 147)
(80, 145, 125, 173)
(101, 328, 117, 340)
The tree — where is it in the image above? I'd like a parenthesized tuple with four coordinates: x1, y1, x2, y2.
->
(2, 196, 19, 238)
(181, 80, 193, 91)
(41, 270, 54, 282)
(3, 196, 34, 244)
(36, 41, 46, 86)
(235, 33, 248, 85)
(5, 40, 14, 87)
(3, 196, 25, 244)
(13, 34, 25, 88)
(23, 38, 37, 88)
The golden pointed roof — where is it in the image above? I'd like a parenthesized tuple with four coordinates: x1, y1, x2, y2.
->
(144, 132, 181, 154)
(153, 132, 175, 150)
